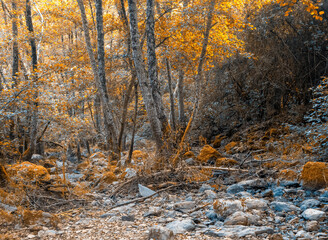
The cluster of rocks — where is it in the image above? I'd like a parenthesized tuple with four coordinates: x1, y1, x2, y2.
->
(5, 175, 326, 240)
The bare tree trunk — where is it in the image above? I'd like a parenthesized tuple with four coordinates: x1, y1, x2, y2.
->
(165, 58, 176, 131)
(94, 94, 101, 132)
(95, 0, 119, 152)
(127, 83, 138, 164)
(11, 0, 18, 87)
(25, 0, 38, 159)
(0, 67, 5, 92)
(146, 0, 169, 132)
(127, 0, 163, 151)
(177, 69, 186, 128)
(77, 0, 119, 154)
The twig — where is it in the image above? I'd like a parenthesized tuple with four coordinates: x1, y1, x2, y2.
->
(108, 184, 182, 211)
(189, 166, 248, 172)
(188, 202, 210, 214)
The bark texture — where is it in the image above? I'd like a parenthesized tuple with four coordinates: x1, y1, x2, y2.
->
(128, 0, 163, 150)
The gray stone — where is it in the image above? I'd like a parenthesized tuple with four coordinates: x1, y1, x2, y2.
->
(174, 201, 196, 211)
(0, 202, 17, 213)
(238, 179, 267, 189)
(302, 209, 325, 221)
(138, 184, 157, 197)
(31, 154, 43, 161)
(166, 219, 195, 234)
(224, 211, 249, 226)
(204, 190, 217, 199)
(122, 215, 135, 222)
(214, 200, 244, 218)
(271, 201, 300, 212)
(300, 199, 320, 211)
(125, 168, 137, 178)
(204, 226, 273, 238)
(148, 226, 174, 240)
(305, 220, 319, 232)
(244, 198, 268, 210)
(185, 158, 195, 165)
(144, 207, 162, 217)
(295, 230, 312, 239)
(199, 184, 214, 193)
(226, 184, 244, 194)
(100, 213, 111, 218)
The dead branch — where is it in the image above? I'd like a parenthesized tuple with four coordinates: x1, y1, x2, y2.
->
(189, 166, 249, 172)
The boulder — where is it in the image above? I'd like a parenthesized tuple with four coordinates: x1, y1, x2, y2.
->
(300, 162, 328, 190)
(214, 200, 245, 218)
(302, 209, 325, 221)
(270, 201, 300, 212)
(166, 219, 195, 234)
(7, 162, 50, 184)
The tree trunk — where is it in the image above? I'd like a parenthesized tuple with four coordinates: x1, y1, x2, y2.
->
(146, 0, 169, 132)
(165, 58, 176, 131)
(25, 0, 38, 159)
(127, 83, 138, 164)
(177, 69, 186, 128)
(11, 0, 18, 87)
(127, 0, 163, 151)
(77, 0, 119, 154)
(95, 0, 119, 152)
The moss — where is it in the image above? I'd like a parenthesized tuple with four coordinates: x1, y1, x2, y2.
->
(278, 169, 298, 181)
(216, 158, 239, 167)
(0, 209, 15, 225)
(197, 145, 221, 164)
(212, 135, 226, 148)
(101, 171, 117, 184)
(8, 162, 50, 183)
(89, 152, 106, 159)
(224, 142, 238, 154)
(300, 162, 328, 190)
(132, 150, 149, 161)
(18, 207, 44, 225)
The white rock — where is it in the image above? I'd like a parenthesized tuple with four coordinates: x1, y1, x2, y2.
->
(125, 168, 137, 178)
(148, 226, 174, 240)
(166, 219, 195, 234)
(138, 184, 157, 197)
(31, 154, 43, 161)
(295, 230, 312, 239)
(245, 198, 268, 210)
(302, 209, 325, 221)
(214, 200, 245, 218)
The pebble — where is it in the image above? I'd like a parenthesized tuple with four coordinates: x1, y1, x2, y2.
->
(302, 209, 325, 221)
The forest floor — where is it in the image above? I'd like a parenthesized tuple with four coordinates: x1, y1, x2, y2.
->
(1, 123, 328, 240)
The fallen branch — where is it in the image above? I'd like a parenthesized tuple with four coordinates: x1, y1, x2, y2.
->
(189, 166, 248, 172)
(108, 184, 182, 211)
(188, 202, 210, 214)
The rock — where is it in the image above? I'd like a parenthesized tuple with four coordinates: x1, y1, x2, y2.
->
(166, 219, 195, 234)
(318, 191, 328, 202)
(300, 162, 328, 190)
(138, 184, 157, 198)
(214, 200, 244, 218)
(174, 201, 196, 211)
(302, 209, 325, 221)
(121, 215, 135, 222)
(125, 168, 137, 178)
(204, 226, 273, 238)
(7, 162, 50, 184)
(100, 213, 111, 218)
(144, 207, 162, 217)
(261, 189, 273, 198)
(238, 179, 267, 190)
(31, 154, 44, 163)
(224, 211, 260, 226)
(273, 187, 285, 197)
(269, 233, 284, 240)
(295, 230, 312, 239)
(0, 203, 17, 213)
(89, 152, 106, 160)
(199, 184, 214, 193)
(224, 142, 238, 154)
(300, 199, 320, 211)
(185, 158, 195, 165)
(204, 190, 217, 199)
(224, 211, 249, 226)
(305, 220, 319, 231)
(226, 184, 244, 194)
(271, 201, 300, 212)
(205, 211, 218, 221)
(244, 198, 268, 210)
(148, 226, 174, 240)
(236, 191, 252, 198)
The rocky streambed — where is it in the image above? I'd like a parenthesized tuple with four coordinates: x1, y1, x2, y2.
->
(4, 176, 328, 240)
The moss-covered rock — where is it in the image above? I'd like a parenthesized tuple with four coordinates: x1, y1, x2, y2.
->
(197, 145, 221, 164)
(300, 162, 328, 190)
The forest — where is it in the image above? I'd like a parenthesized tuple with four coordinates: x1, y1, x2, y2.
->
(0, 0, 328, 239)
